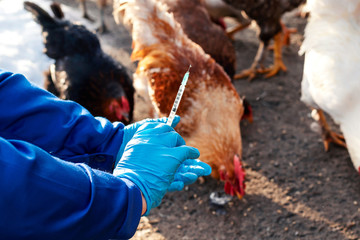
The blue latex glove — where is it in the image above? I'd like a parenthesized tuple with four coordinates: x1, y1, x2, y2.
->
(113, 122, 200, 216)
(115, 116, 181, 166)
(116, 115, 211, 192)
(168, 159, 212, 192)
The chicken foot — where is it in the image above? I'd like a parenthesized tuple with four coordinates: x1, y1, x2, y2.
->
(312, 109, 347, 151)
(258, 31, 287, 78)
(234, 31, 286, 81)
(234, 41, 266, 81)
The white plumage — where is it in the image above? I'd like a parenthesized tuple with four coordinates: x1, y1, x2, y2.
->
(300, 0, 360, 171)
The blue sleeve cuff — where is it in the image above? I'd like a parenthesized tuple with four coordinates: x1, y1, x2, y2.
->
(76, 165, 143, 239)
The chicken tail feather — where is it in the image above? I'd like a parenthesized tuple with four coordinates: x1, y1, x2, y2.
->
(50, 2, 64, 20)
(24, 1, 57, 28)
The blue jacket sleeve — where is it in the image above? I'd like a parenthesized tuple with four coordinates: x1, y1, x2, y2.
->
(0, 137, 142, 240)
(0, 70, 124, 172)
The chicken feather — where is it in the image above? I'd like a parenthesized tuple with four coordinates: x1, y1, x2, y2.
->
(223, 0, 306, 80)
(114, 0, 246, 197)
(157, 0, 237, 79)
(24, 1, 135, 124)
(300, 0, 360, 171)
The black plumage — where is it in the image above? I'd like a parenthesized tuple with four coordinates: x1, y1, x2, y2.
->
(223, 0, 306, 80)
(24, 1, 134, 124)
(224, 0, 304, 42)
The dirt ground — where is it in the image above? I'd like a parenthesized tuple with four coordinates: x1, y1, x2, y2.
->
(56, 1, 360, 239)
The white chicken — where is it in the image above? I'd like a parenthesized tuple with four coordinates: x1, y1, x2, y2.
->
(300, 0, 360, 172)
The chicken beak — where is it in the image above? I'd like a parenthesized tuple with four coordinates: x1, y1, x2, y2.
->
(121, 112, 130, 123)
(236, 191, 243, 199)
(247, 114, 254, 124)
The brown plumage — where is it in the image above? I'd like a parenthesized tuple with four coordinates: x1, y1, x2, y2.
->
(157, 0, 236, 79)
(114, 0, 246, 198)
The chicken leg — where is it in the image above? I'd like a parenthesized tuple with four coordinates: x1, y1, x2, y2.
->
(234, 40, 266, 81)
(260, 31, 287, 78)
(226, 21, 251, 40)
(79, 0, 95, 22)
(234, 31, 286, 81)
(312, 109, 347, 151)
(95, 0, 108, 33)
(281, 21, 297, 46)
(268, 21, 297, 49)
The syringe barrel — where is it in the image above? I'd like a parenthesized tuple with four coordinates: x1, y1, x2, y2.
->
(166, 84, 186, 126)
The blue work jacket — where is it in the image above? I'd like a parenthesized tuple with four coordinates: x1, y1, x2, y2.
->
(0, 70, 142, 239)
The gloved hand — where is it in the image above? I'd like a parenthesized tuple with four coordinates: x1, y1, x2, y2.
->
(113, 122, 200, 216)
(115, 116, 181, 166)
(168, 159, 212, 192)
(116, 115, 211, 193)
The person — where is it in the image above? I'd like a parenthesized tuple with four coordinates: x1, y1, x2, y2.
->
(0, 69, 211, 240)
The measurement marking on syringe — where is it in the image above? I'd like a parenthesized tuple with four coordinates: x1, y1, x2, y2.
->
(166, 65, 192, 126)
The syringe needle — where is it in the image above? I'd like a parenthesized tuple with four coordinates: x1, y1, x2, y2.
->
(166, 65, 191, 126)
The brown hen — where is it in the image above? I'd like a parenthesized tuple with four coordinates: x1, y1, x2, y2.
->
(114, 0, 246, 198)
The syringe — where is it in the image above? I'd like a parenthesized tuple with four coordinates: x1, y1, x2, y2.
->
(166, 65, 192, 126)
